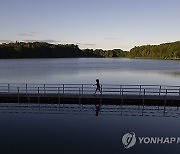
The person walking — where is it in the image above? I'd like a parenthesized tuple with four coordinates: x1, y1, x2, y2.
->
(93, 79, 102, 94)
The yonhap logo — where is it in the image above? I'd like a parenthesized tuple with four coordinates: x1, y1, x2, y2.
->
(122, 132, 136, 149)
(122, 132, 180, 149)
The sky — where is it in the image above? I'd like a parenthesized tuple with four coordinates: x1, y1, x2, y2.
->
(0, 0, 180, 51)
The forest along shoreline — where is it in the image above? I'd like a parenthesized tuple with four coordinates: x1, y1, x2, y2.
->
(0, 41, 180, 60)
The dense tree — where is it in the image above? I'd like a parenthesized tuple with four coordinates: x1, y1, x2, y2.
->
(129, 41, 180, 59)
(0, 42, 126, 58)
(1, 41, 180, 59)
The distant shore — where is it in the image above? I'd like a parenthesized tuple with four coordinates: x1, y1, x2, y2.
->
(0, 42, 126, 59)
(0, 41, 180, 60)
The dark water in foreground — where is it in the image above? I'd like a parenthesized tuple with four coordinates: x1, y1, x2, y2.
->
(0, 103, 180, 154)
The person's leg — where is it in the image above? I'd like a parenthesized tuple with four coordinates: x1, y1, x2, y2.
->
(98, 87, 102, 94)
(94, 88, 97, 94)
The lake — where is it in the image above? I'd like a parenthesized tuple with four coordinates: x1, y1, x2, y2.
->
(0, 58, 180, 85)
(0, 58, 180, 154)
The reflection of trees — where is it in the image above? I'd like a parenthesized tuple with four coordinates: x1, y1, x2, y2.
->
(159, 71, 180, 78)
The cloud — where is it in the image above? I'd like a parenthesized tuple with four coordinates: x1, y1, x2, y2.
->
(30, 32, 38, 34)
(0, 39, 58, 44)
(104, 37, 122, 40)
(0, 40, 13, 43)
(18, 33, 33, 37)
(23, 39, 58, 43)
(43, 39, 58, 43)
(77, 43, 96, 46)
(83, 43, 96, 46)
(18, 32, 38, 37)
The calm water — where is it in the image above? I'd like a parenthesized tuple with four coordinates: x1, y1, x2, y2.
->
(0, 104, 180, 154)
(0, 58, 180, 85)
(0, 58, 180, 154)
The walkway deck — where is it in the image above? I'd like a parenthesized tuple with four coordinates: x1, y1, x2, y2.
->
(0, 83, 180, 105)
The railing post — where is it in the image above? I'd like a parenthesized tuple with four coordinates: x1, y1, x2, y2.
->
(120, 85, 122, 95)
(58, 87, 60, 94)
(82, 84, 83, 95)
(144, 89, 146, 97)
(139, 85, 142, 95)
(121, 88, 124, 103)
(164, 89, 168, 116)
(164, 89, 167, 108)
(37, 87, 40, 103)
(58, 87, 61, 104)
(142, 88, 145, 116)
(143, 89, 145, 104)
(63, 84, 65, 94)
(26, 84, 27, 94)
(79, 87, 81, 104)
(101, 85, 102, 95)
(79, 88, 81, 95)
(8, 84, 10, 93)
(44, 84, 46, 93)
(17, 87, 20, 103)
(159, 86, 161, 96)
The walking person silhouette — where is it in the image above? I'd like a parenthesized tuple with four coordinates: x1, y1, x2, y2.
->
(93, 79, 102, 94)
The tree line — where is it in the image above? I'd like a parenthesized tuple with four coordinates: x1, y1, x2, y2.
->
(0, 42, 127, 58)
(129, 41, 180, 59)
(1, 41, 180, 59)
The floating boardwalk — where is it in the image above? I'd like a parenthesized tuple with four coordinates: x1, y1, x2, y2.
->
(0, 83, 180, 106)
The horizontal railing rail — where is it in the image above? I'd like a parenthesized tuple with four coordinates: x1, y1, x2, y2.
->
(0, 83, 180, 97)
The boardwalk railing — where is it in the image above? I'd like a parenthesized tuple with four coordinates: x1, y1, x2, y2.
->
(0, 83, 180, 97)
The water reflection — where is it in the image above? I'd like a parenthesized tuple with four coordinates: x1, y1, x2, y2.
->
(95, 104, 101, 116)
(1, 103, 180, 118)
(1, 103, 180, 154)
(159, 71, 180, 77)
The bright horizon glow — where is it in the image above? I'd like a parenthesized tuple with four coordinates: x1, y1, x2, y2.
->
(0, 0, 180, 51)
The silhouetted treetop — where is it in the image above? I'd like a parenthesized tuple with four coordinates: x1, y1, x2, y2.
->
(1, 41, 180, 59)
(129, 41, 180, 59)
(0, 42, 127, 58)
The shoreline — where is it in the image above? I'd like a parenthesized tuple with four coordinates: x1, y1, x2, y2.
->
(0, 57, 179, 61)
